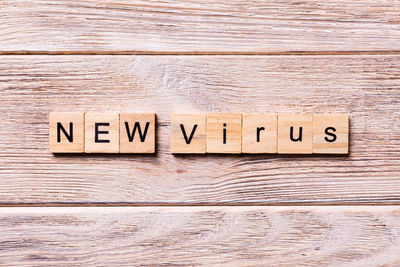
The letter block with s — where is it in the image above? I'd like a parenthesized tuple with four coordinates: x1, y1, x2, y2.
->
(313, 114, 349, 154)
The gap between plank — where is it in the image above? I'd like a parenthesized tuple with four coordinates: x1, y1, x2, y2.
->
(1, 202, 400, 207)
(0, 206, 398, 213)
(2, 50, 400, 56)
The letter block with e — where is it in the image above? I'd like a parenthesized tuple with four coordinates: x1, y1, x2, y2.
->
(49, 112, 85, 153)
(84, 113, 119, 153)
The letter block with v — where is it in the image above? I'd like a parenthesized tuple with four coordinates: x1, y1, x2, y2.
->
(170, 114, 206, 154)
(120, 113, 155, 153)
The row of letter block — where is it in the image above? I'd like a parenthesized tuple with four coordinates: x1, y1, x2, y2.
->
(171, 113, 348, 154)
(50, 112, 348, 154)
(49, 112, 155, 153)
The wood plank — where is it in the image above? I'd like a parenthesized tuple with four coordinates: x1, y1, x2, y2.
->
(1, 0, 400, 53)
(1, 206, 400, 266)
(0, 55, 400, 204)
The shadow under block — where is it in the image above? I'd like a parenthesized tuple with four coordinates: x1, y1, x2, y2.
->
(242, 113, 277, 154)
(278, 114, 313, 154)
(49, 112, 85, 153)
(206, 113, 242, 154)
(120, 113, 155, 153)
(170, 114, 206, 154)
(85, 113, 119, 153)
(313, 114, 349, 154)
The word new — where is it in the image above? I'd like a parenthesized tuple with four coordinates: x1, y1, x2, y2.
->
(49, 112, 349, 154)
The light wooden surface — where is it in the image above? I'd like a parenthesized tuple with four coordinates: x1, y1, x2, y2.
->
(1, 0, 400, 53)
(2, 0, 400, 265)
(1, 206, 400, 266)
(1, 55, 399, 205)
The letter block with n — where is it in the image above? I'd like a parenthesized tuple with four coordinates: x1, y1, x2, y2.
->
(49, 112, 85, 153)
(120, 113, 155, 153)
(170, 114, 206, 154)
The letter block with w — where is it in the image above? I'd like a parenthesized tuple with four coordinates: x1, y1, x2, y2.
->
(120, 113, 155, 153)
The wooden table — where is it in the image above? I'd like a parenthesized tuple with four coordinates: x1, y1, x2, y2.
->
(1, 1, 400, 265)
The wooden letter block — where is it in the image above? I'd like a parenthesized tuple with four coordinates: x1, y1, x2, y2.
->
(278, 114, 313, 154)
(85, 113, 119, 153)
(120, 113, 155, 153)
(206, 113, 242, 154)
(49, 112, 84, 153)
(242, 113, 277, 154)
(313, 114, 349, 154)
(170, 114, 206, 154)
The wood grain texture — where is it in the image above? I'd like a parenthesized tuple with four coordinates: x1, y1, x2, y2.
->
(1, 55, 400, 204)
(1, 206, 400, 266)
(1, 0, 400, 53)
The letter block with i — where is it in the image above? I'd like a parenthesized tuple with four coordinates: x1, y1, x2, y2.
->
(206, 113, 242, 154)
(120, 113, 156, 153)
(85, 113, 120, 153)
(278, 114, 313, 154)
(49, 112, 85, 153)
(170, 114, 206, 154)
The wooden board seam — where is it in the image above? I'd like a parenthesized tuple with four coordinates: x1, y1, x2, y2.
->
(3, 51, 400, 56)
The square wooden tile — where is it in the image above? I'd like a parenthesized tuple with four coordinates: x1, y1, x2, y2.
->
(85, 113, 119, 153)
(49, 112, 85, 153)
(313, 114, 349, 154)
(206, 113, 242, 154)
(278, 114, 313, 154)
(170, 114, 206, 154)
(120, 113, 155, 153)
(242, 113, 277, 153)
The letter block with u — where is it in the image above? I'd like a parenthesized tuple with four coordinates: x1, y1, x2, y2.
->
(278, 114, 313, 154)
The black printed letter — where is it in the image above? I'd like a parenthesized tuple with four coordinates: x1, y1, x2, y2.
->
(125, 122, 150, 142)
(223, 123, 227, 144)
(256, 127, 265, 142)
(95, 123, 110, 143)
(324, 127, 337, 142)
(290, 126, 302, 142)
(57, 122, 73, 142)
(180, 124, 198, 144)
